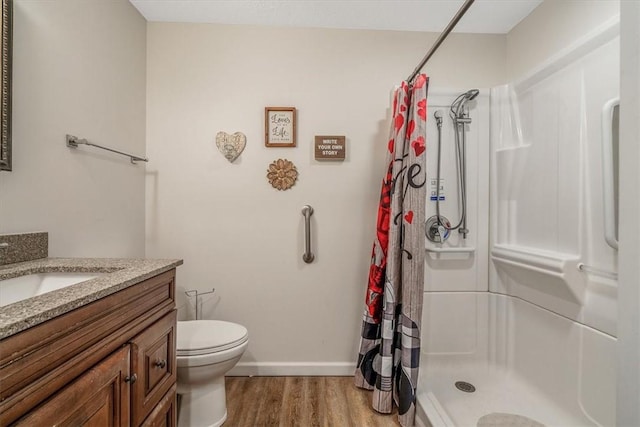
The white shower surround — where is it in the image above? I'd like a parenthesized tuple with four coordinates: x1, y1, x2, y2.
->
(417, 20, 619, 427)
(417, 293, 616, 427)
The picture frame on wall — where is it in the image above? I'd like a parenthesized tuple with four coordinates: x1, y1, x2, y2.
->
(265, 107, 296, 147)
(1, 0, 12, 171)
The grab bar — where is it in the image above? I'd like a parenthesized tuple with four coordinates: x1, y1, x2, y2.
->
(577, 263, 617, 280)
(302, 205, 314, 263)
(601, 98, 619, 250)
(66, 134, 148, 164)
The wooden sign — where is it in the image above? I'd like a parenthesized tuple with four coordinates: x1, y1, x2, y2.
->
(265, 107, 296, 147)
(314, 136, 346, 161)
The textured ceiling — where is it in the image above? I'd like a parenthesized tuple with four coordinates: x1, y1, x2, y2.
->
(129, 0, 543, 34)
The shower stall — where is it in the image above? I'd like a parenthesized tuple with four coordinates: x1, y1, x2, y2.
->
(416, 19, 619, 427)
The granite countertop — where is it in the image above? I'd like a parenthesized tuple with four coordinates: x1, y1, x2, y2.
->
(0, 257, 183, 339)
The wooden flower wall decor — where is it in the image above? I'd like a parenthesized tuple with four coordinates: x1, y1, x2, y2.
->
(267, 158, 298, 191)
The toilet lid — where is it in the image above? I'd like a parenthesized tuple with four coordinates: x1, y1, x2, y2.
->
(177, 320, 248, 356)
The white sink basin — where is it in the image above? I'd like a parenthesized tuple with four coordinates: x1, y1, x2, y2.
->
(0, 272, 104, 307)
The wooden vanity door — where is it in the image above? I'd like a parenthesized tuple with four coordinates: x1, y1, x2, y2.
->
(141, 385, 177, 427)
(130, 310, 177, 426)
(14, 346, 131, 426)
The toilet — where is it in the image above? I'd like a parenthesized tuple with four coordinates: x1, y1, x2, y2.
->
(176, 320, 249, 427)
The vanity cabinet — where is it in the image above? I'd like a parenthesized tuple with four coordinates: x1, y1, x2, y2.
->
(131, 310, 177, 426)
(142, 385, 178, 427)
(0, 269, 178, 426)
(14, 346, 131, 426)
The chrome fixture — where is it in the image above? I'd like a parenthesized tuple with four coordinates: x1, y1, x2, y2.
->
(302, 205, 314, 263)
(431, 90, 478, 241)
(407, 0, 475, 83)
(455, 381, 476, 393)
(185, 288, 216, 320)
(66, 134, 148, 164)
(434, 109, 443, 127)
(450, 89, 480, 120)
(449, 89, 478, 239)
(425, 215, 450, 243)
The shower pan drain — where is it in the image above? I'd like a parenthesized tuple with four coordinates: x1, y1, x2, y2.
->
(455, 381, 476, 393)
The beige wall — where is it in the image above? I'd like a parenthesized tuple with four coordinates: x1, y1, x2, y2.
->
(0, 0, 147, 257)
(145, 22, 505, 372)
(507, 0, 620, 80)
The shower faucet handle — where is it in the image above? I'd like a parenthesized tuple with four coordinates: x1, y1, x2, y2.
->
(425, 215, 451, 243)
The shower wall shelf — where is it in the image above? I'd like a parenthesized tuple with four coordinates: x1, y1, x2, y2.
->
(491, 244, 585, 303)
(426, 246, 475, 254)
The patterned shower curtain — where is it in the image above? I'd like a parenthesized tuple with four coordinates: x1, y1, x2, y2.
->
(355, 74, 428, 427)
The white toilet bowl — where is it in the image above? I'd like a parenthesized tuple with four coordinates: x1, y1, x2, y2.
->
(176, 320, 248, 427)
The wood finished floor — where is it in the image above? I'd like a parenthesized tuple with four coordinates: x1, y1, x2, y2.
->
(225, 376, 402, 427)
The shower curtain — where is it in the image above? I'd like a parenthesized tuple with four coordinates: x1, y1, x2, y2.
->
(355, 74, 428, 427)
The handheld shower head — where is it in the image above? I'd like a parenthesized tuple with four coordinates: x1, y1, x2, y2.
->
(452, 88, 479, 119)
(465, 89, 480, 101)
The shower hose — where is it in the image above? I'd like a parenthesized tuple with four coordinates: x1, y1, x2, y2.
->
(434, 100, 468, 237)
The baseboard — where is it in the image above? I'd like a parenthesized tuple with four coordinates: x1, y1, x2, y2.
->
(228, 362, 356, 376)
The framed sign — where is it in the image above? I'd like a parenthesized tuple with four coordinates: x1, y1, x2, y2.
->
(315, 135, 345, 161)
(265, 107, 296, 147)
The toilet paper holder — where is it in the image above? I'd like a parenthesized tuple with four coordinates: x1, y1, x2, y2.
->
(185, 288, 215, 320)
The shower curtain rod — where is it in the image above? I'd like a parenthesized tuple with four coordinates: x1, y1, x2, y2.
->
(407, 0, 476, 83)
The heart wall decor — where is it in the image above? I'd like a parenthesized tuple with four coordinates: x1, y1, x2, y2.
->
(216, 131, 246, 163)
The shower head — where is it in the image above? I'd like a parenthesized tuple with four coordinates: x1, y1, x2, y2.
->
(465, 89, 480, 101)
(452, 88, 479, 119)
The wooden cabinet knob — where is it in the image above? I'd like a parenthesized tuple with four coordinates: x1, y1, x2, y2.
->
(154, 359, 167, 369)
(124, 373, 137, 384)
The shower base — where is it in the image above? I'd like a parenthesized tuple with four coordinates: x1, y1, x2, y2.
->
(415, 361, 591, 426)
(414, 292, 615, 426)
